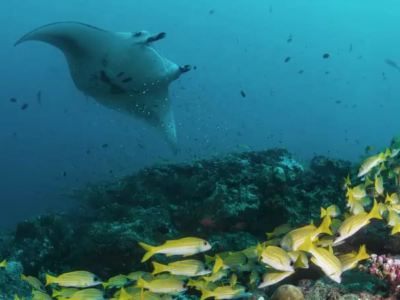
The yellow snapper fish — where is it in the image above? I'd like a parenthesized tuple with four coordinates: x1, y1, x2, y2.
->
(258, 270, 295, 288)
(387, 209, 400, 235)
(386, 193, 399, 205)
(321, 205, 341, 218)
(187, 278, 218, 291)
(287, 250, 309, 269)
(365, 175, 374, 187)
(127, 271, 153, 282)
(333, 199, 382, 246)
(0, 259, 6, 268)
(374, 175, 384, 195)
(347, 185, 367, 199)
(350, 199, 365, 215)
(202, 269, 229, 283)
(137, 277, 187, 295)
(298, 238, 342, 283)
(45, 271, 102, 288)
(358, 152, 386, 177)
(139, 237, 211, 262)
(230, 273, 237, 287)
(330, 219, 342, 234)
(113, 286, 141, 299)
(343, 174, 352, 190)
(67, 288, 106, 300)
(21, 274, 45, 291)
(102, 274, 128, 289)
(52, 288, 79, 298)
(213, 252, 247, 273)
(249, 270, 260, 288)
(338, 244, 370, 272)
(200, 285, 251, 300)
(265, 223, 292, 240)
(32, 291, 52, 300)
(280, 214, 332, 251)
(260, 246, 294, 272)
(242, 245, 258, 262)
(152, 259, 211, 277)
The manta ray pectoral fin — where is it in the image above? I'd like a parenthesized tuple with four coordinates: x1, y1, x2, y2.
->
(14, 22, 110, 57)
(141, 86, 179, 154)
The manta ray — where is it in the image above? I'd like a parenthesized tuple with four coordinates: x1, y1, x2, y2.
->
(14, 22, 191, 154)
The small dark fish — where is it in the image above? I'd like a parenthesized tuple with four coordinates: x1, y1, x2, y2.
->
(138, 143, 144, 149)
(116, 72, 124, 78)
(325, 71, 330, 74)
(209, 9, 215, 15)
(122, 77, 132, 83)
(9, 98, 17, 103)
(62, 171, 67, 177)
(349, 44, 353, 52)
(270, 5, 272, 13)
(323, 53, 330, 59)
(385, 59, 400, 71)
(240, 90, 246, 98)
(21, 103, 28, 110)
(86, 150, 91, 155)
(37, 91, 42, 106)
(284, 57, 291, 63)
(102, 143, 108, 148)
(335, 100, 341, 104)
(287, 35, 292, 43)
(193, 66, 197, 70)
(298, 70, 303, 74)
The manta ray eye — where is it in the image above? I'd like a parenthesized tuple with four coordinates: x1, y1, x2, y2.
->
(134, 31, 142, 37)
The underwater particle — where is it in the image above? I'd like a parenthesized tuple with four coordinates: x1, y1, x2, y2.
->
(102, 143, 108, 148)
(21, 103, 28, 110)
(325, 71, 330, 74)
(193, 66, 197, 70)
(287, 35, 292, 43)
(240, 90, 246, 98)
(209, 9, 215, 15)
(298, 70, 303, 74)
(284, 57, 291, 63)
(335, 100, 341, 104)
(323, 53, 330, 59)
(63, 171, 67, 177)
(9, 97, 17, 103)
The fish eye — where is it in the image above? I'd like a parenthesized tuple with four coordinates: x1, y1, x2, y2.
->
(335, 232, 341, 238)
(204, 242, 208, 245)
(93, 276, 99, 281)
(134, 31, 142, 37)
(290, 261, 294, 266)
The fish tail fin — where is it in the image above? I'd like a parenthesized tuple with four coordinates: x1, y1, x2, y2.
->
(204, 254, 215, 265)
(45, 274, 57, 286)
(51, 289, 61, 297)
(137, 277, 148, 289)
(20, 274, 27, 280)
(152, 261, 167, 275)
(356, 244, 370, 261)
(0, 259, 6, 268)
(368, 199, 383, 220)
(318, 214, 333, 235)
(298, 237, 315, 254)
(320, 207, 327, 218)
(101, 282, 108, 289)
(212, 255, 224, 274)
(266, 232, 274, 239)
(138, 242, 156, 262)
(200, 288, 213, 300)
(391, 222, 400, 235)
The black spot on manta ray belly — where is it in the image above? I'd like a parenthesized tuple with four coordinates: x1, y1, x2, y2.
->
(100, 70, 111, 83)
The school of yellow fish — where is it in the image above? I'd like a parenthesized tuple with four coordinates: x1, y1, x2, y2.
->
(3, 136, 400, 300)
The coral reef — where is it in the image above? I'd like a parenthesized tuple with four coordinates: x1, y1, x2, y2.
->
(1, 147, 400, 299)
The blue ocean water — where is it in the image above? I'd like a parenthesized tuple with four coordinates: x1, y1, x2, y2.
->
(0, 0, 399, 229)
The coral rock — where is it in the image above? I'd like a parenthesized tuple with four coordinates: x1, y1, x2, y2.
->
(270, 284, 304, 300)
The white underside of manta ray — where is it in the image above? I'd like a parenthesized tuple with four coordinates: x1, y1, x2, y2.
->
(14, 22, 191, 154)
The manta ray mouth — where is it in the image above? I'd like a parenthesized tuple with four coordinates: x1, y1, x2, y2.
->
(14, 21, 191, 154)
